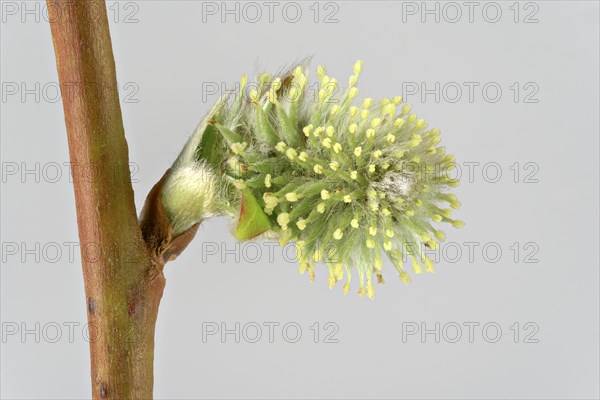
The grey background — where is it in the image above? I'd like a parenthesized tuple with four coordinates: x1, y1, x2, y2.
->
(1, 0, 599, 398)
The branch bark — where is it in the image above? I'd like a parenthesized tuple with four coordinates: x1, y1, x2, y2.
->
(47, 1, 165, 398)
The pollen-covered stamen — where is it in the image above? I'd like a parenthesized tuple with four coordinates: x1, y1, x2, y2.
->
(296, 218, 307, 230)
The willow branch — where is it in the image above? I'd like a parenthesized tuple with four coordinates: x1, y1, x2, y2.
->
(47, 0, 164, 398)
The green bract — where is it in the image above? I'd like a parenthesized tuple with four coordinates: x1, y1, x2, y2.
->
(163, 61, 464, 298)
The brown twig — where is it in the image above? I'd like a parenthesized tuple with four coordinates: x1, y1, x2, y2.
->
(47, 0, 168, 397)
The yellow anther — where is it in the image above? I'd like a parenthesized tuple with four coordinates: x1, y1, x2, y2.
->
(366, 129, 375, 139)
(333, 229, 344, 240)
(302, 124, 313, 137)
(325, 126, 335, 137)
(348, 123, 358, 134)
(394, 118, 405, 128)
(384, 241, 392, 251)
(399, 271, 411, 284)
(409, 138, 422, 148)
(427, 241, 439, 250)
(333, 143, 342, 154)
(371, 118, 382, 128)
(277, 213, 290, 228)
(298, 151, 308, 162)
(343, 195, 352, 203)
(316, 65, 326, 80)
(263, 193, 278, 208)
(271, 77, 282, 91)
(382, 104, 396, 116)
(420, 233, 432, 242)
(440, 209, 452, 218)
(447, 194, 461, 209)
(321, 190, 331, 200)
(373, 150, 383, 158)
(249, 89, 259, 101)
(351, 219, 359, 228)
(366, 239, 375, 249)
(368, 164, 376, 173)
(412, 263, 423, 274)
(258, 72, 271, 85)
(452, 220, 465, 228)
(275, 142, 287, 152)
(361, 109, 369, 119)
(326, 79, 337, 95)
(313, 164, 324, 174)
(343, 281, 350, 295)
(385, 229, 394, 238)
(366, 283, 375, 299)
(362, 98, 373, 108)
(322, 138, 332, 148)
(289, 87, 299, 102)
(329, 161, 339, 171)
(264, 174, 272, 188)
(285, 192, 299, 202)
(296, 218, 307, 230)
(424, 258, 435, 273)
(286, 148, 297, 160)
(350, 170, 358, 180)
(231, 142, 248, 155)
(353, 59, 364, 75)
(328, 274, 336, 289)
(386, 134, 396, 143)
(318, 89, 326, 102)
(233, 179, 246, 190)
(317, 203, 326, 213)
